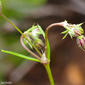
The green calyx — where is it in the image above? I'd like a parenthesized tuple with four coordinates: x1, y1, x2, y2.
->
(61, 20, 84, 39)
(24, 25, 45, 38)
(23, 25, 45, 51)
(77, 35, 84, 40)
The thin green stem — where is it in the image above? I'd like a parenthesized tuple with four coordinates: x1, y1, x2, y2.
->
(0, 13, 23, 34)
(1, 50, 40, 62)
(0, 13, 42, 57)
(44, 64, 55, 85)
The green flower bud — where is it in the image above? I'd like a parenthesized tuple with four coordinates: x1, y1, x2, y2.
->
(76, 35, 85, 51)
(61, 20, 84, 39)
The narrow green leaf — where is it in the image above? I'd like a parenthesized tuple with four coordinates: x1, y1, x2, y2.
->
(1, 50, 40, 62)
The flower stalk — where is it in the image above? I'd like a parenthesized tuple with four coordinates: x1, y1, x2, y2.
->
(44, 64, 54, 85)
(45, 22, 64, 59)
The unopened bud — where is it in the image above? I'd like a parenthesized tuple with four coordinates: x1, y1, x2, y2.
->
(76, 35, 85, 51)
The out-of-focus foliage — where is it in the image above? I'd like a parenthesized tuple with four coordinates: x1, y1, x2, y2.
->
(1, 0, 47, 18)
(0, 0, 47, 26)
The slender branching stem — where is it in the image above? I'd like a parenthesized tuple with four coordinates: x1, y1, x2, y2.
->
(45, 22, 64, 58)
(0, 3, 65, 85)
(44, 64, 54, 85)
(0, 1, 71, 85)
(20, 35, 41, 60)
(44, 22, 65, 85)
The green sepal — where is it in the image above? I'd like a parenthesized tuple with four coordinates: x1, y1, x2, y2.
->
(61, 30, 68, 34)
(25, 25, 37, 33)
(24, 25, 45, 50)
(1, 50, 40, 62)
(37, 25, 45, 38)
(62, 33, 68, 39)
(25, 25, 45, 38)
(77, 35, 83, 39)
(76, 23, 84, 34)
(77, 23, 83, 27)
(69, 34, 73, 39)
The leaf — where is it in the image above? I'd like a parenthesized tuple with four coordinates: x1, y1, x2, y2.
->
(1, 50, 40, 62)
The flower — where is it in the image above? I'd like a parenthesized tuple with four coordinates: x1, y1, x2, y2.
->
(61, 20, 84, 39)
(23, 25, 45, 52)
(76, 35, 85, 51)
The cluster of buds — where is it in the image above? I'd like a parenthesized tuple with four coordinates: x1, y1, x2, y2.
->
(61, 20, 84, 39)
(23, 25, 45, 53)
(62, 20, 85, 51)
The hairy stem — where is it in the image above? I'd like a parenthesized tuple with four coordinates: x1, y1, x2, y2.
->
(44, 64, 54, 85)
